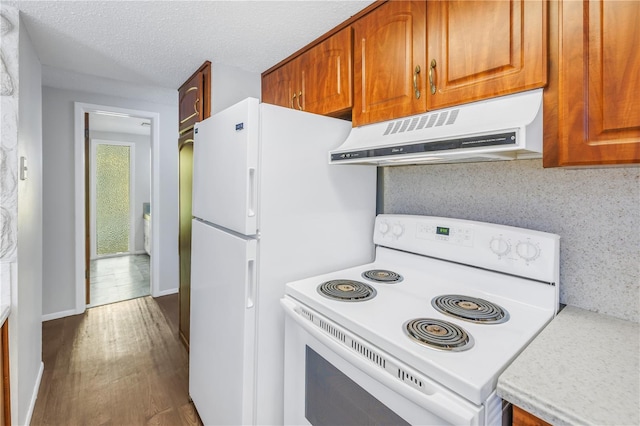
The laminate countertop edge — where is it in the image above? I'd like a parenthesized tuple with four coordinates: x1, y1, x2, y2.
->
(497, 305, 640, 426)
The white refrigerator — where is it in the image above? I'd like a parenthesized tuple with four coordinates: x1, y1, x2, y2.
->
(189, 97, 376, 425)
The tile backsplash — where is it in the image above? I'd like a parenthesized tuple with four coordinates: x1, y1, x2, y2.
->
(382, 159, 640, 322)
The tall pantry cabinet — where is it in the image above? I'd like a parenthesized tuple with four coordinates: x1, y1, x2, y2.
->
(178, 62, 261, 348)
(178, 61, 211, 349)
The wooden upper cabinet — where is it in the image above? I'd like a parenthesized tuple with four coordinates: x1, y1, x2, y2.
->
(544, 0, 640, 167)
(179, 61, 211, 135)
(262, 58, 298, 110)
(262, 27, 353, 117)
(352, 0, 427, 127)
(300, 27, 352, 117)
(426, 0, 547, 111)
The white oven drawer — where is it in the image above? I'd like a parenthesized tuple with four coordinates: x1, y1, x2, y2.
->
(282, 297, 486, 426)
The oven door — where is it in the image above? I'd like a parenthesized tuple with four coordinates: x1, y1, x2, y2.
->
(281, 297, 485, 426)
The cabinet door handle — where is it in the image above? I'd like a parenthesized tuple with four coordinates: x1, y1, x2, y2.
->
(297, 91, 303, 110)
(429, 59, 437, 95)
(413, 65, 421, 99)
(291, 92, 296, 109)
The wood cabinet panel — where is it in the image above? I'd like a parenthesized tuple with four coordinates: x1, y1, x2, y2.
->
(262, 27, 352, 117)
(544, 0, 640, 166)
(352, 0, 427, 126)
(426, 0, 547, 110)
(1, 321, 9, 426)
(178, 133, 194, 348)
(512, 405, 551, 426)
(178, 61, 211, 135)
(178, 61, 211, 348)
(301, 27, 352, 116)
(262, 59, 297, 109)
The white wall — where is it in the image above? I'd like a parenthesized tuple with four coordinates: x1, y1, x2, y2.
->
(383, 160, 640, 322)
(210, 62, 261, 113)
(42, 75, 178, 317)
(12, 13, 44, 426)
(90, 131, 151, 254)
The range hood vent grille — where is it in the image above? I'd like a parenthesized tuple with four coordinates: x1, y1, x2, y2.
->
(382, 109, 460, 137)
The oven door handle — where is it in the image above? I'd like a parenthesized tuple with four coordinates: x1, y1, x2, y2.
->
(281, 298, 482, 426)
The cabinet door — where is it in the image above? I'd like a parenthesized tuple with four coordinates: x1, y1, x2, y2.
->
(512, 405, 551, 426)
(544, 0, 640, 166)
(300, 27, 353, 117)
(179, 72, 203, 134)
(426, 0, 547, 110)
(352, 1, 427, 126)
(262, 58, 299, 110)
(178, 62, 211, 135)
(178, 132, 193, 347)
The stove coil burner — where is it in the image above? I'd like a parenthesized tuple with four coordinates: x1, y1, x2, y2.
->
(405, 318, 474, 352)
(362, 269, 403, 283)
(431, 294, 510, 324)
(317, 280, 377, 302)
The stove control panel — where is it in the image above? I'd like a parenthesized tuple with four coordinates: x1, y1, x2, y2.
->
(374, 214, 560, 284)
(415, 223, 474, 247)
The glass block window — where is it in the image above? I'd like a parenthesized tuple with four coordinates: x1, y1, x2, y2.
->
(95, 144, 130, 255)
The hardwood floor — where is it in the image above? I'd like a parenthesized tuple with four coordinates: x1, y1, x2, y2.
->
(31, 295, 202, 425)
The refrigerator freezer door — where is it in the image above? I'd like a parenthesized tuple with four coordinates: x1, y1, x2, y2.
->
(189, 219, 257, 425)
(192, 97, 260, 235)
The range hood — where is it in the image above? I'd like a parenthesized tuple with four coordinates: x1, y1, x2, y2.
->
(330, 89, 543, 165)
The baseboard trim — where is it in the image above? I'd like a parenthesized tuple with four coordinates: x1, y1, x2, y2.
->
(23, 361, 44, 426)
(42, 308, 78, 322)
(154, 288, 178, 297)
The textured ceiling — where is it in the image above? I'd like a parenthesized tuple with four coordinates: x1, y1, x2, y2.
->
(6, 0, 374, 90)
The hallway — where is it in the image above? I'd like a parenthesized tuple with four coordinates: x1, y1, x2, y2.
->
(31, 295, 201, 425)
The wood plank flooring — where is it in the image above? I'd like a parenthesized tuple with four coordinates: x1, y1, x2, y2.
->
(31, 295, 202, 425)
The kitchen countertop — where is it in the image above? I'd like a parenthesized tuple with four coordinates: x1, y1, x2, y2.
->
(497, 305, 639, 426)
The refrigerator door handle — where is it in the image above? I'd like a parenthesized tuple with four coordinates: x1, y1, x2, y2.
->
(246, 259, 256, 308)
(247, 168, 256, 217)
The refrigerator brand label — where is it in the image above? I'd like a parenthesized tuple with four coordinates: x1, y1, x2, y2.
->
(236, 123, 244, 131)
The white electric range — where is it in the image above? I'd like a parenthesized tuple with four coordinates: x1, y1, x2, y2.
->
(281, 214, 560, 425)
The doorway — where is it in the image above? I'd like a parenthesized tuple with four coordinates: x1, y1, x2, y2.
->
(89, 136, 150, 307)
(74, 103, 160, 314)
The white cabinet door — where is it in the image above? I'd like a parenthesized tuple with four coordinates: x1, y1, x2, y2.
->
(192, 98, 260, 236)
(189, 219, 257, 425)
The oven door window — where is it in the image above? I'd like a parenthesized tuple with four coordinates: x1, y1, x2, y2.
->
(305, 346, 410, 426)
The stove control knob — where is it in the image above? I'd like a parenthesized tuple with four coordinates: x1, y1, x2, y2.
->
(392, 224, 404, 237)
(378, 222, 390, 234)
(489, 237, 510, 256)
(516, 241, 540, 261)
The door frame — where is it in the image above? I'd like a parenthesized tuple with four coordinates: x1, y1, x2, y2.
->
(74, 102, 160, 315)
(90, 139, 136, 259)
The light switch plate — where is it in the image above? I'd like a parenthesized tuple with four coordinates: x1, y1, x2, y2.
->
(19, 156, 27, 180)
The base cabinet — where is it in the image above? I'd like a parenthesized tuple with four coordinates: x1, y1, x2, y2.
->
(1, 321, 10, 426)
(544, 0, 640, 166)
(512, 405, 550, 426)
